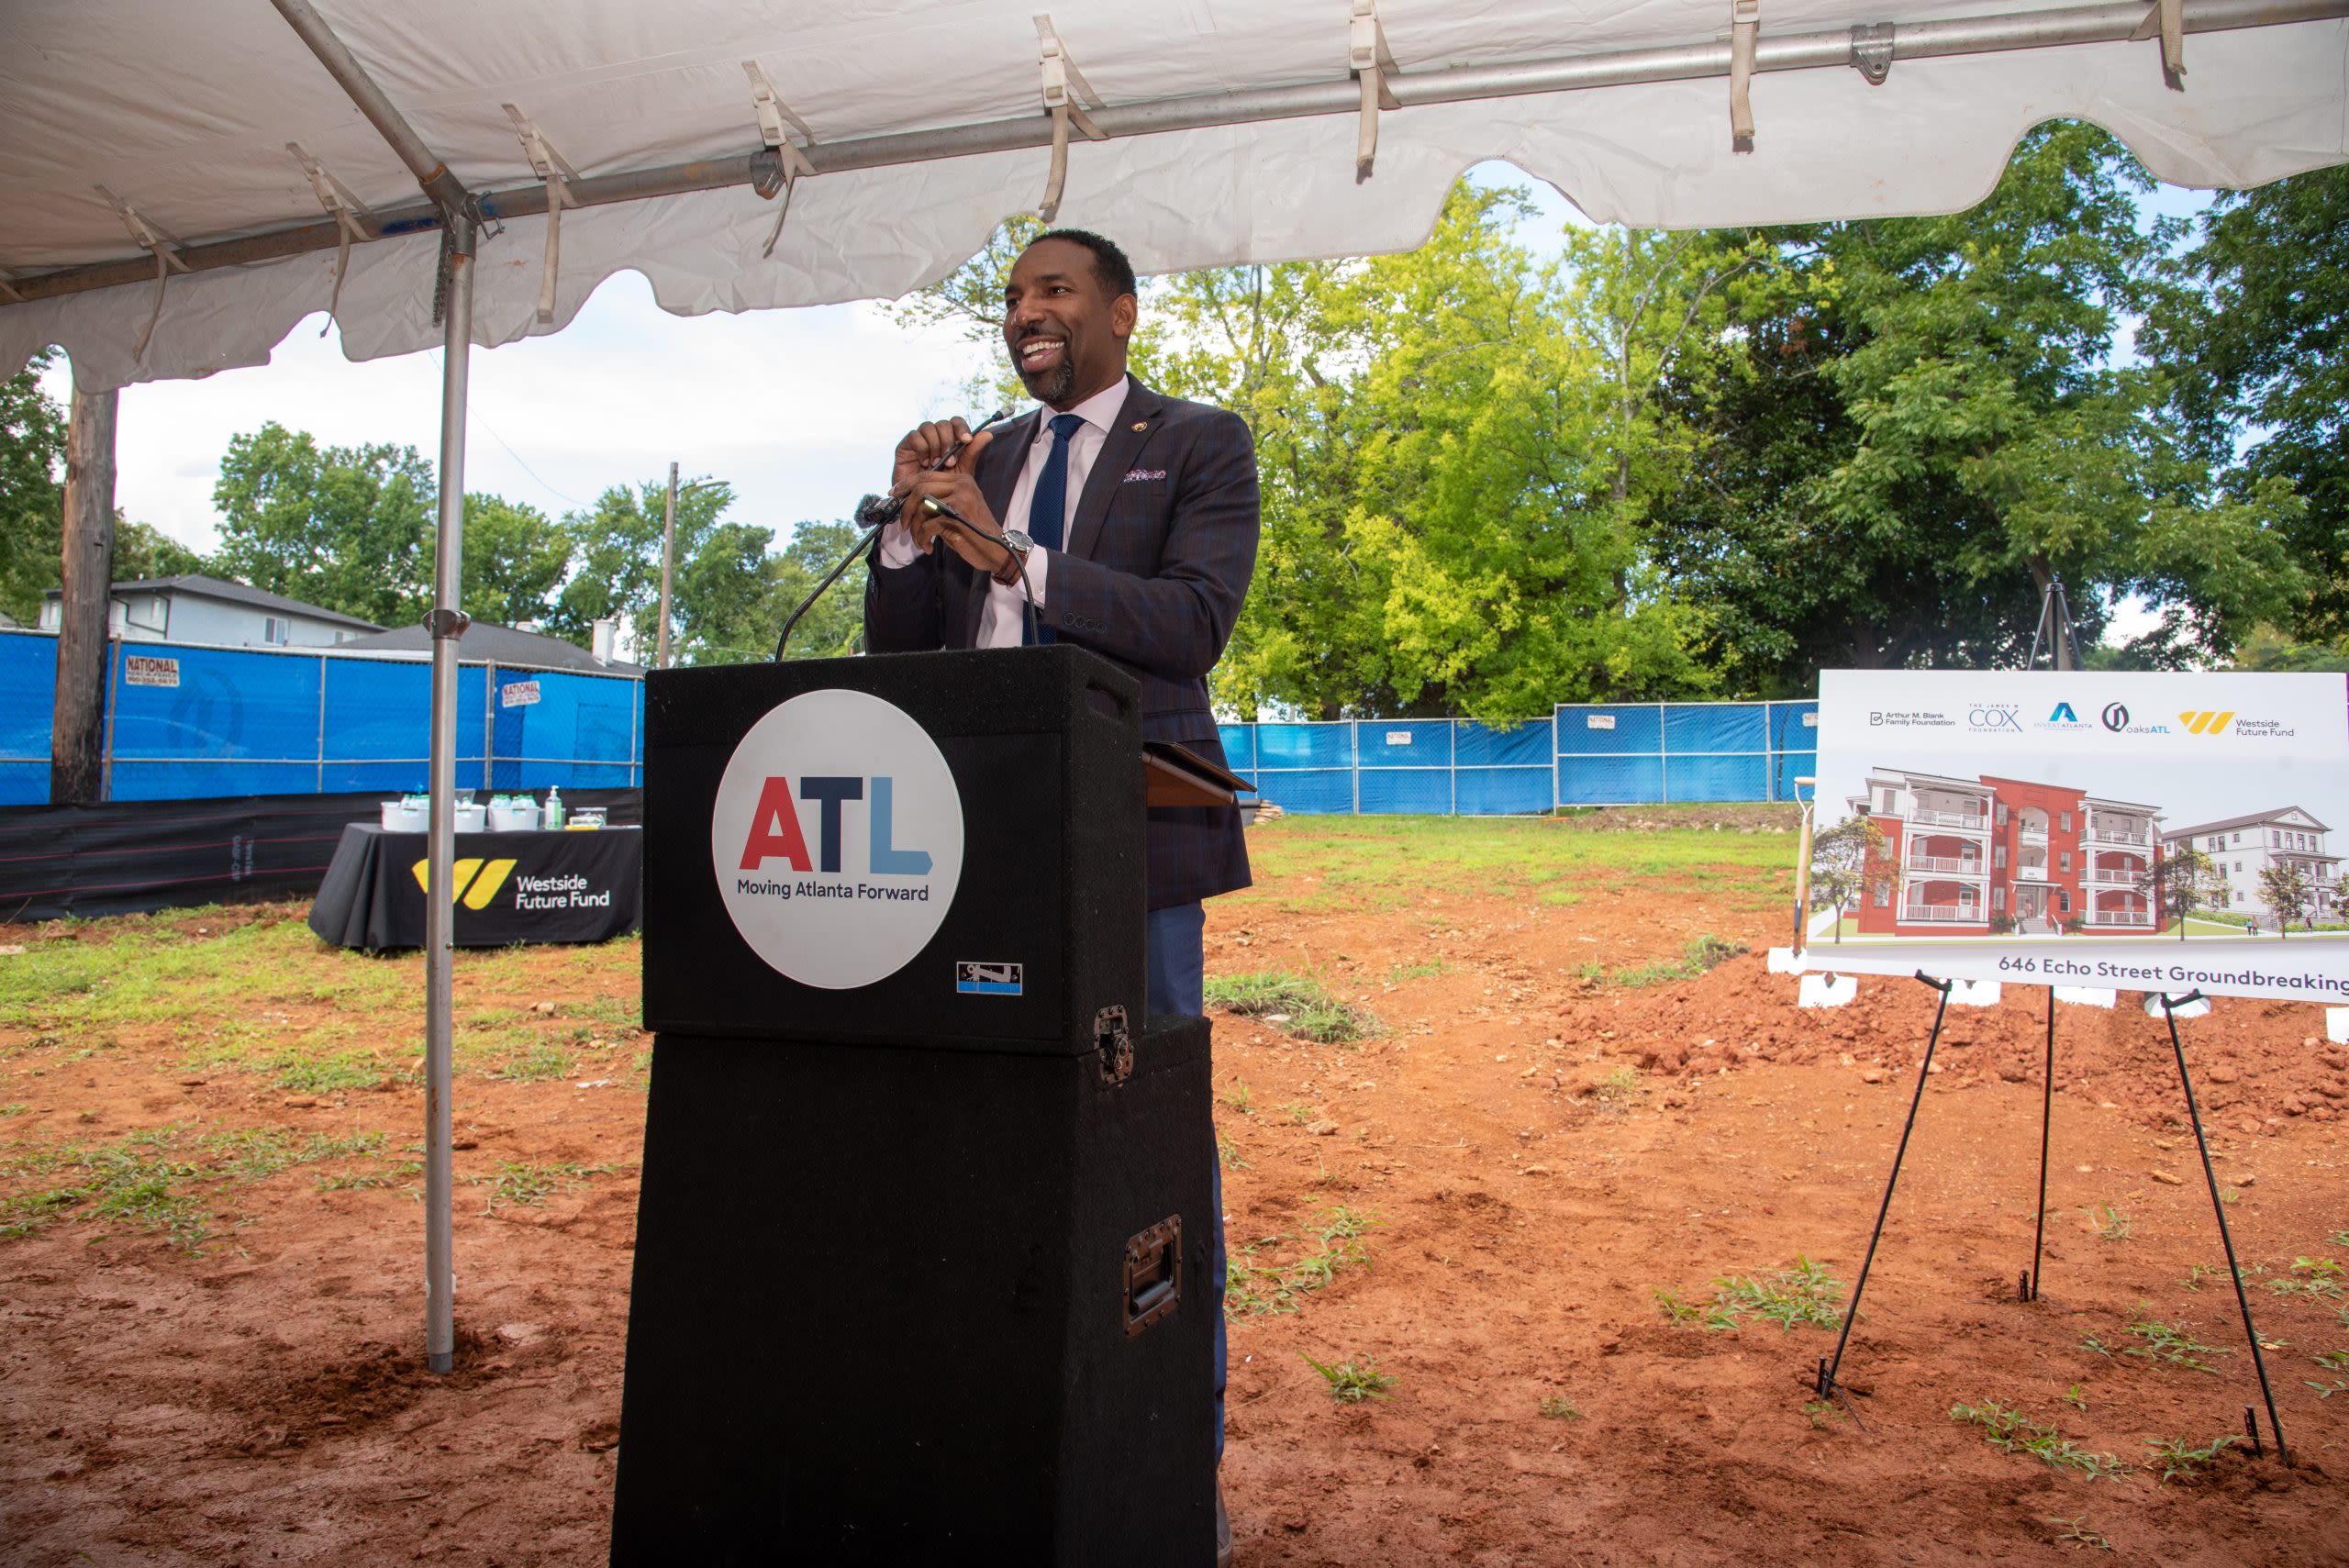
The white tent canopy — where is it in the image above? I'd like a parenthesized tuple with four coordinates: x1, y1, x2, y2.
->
(4, 0, 2344, 391)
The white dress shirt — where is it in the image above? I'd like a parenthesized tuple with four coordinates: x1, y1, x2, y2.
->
(879, 378, 1130, 648)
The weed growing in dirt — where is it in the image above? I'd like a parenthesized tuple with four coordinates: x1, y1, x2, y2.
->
(1221, 1081, 1255, 1116)
(1205, 970, 1378, 1043)
(1801, 1398, 1844, 1429)
(1594, 1065, 1642, 1102)
(1656, 1256, 1843, 1333)
(1226, 1206, 1379, 1318)
(1947, 1401, 2131, 1481)
(1607, 935, 1746, 989)
(2043, 1516, 2112, 1551)
(2305, 1348, 2349, 1398)
(0, 1123, 385, 1251)
(2123, 1308, 2229, 1374)
(2271, 1256, 2343, 1300)
(2063, 1384, 2088, 1410)
(1217, 1135, 1251, 1173)
(268, 1049, 386, 1094)
(2143, 1433, 2242, 1484)
(1282, 1103, 1316, 1125)
(0, 1105, 26, 1117)
(1384, 959, 1447, 983)
(1301, 1351, 1394, 1404)
(493, 1041, 578, 1084)
(2077, 1205, 2132, 1241)
(1538, 1396, 1583, 1421)
(468, 1159, 619, 1214)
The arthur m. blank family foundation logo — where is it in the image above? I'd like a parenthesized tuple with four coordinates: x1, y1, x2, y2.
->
(709, 688, 965, 989)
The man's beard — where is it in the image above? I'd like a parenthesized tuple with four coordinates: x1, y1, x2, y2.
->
(1015, 341, 1076, 406)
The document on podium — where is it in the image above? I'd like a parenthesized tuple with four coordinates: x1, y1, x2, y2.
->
(1142, 740, 1254, 807)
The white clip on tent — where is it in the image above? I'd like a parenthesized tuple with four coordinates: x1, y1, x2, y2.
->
(3, 0, 2343, 1371)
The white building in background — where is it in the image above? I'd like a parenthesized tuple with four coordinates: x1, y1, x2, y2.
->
(38, 573, 382, 648)
(2160, 807, 2340, 923)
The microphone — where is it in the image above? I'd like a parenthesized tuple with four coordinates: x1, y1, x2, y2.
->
(773, 407, 1016, 661)
(853, 408, 1012, 527)
(918, 496, 1041, 646)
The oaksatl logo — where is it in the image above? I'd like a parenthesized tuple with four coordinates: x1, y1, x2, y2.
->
(409, 857, 517, 910)
(2177, 710, 2236, 735)
(710, 689, 963, 990)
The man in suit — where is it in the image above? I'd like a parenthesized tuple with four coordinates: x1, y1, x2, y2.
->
(863, 228, 1256, 1562)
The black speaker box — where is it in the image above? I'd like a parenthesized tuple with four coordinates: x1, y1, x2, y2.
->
(640, 649, 1145, 1057)
(608, 1018, 1215, 1566)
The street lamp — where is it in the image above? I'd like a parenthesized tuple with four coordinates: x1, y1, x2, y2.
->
(657, 466, 723, 670)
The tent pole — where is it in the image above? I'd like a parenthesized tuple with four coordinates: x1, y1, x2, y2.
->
(423, 219, 476, 1375)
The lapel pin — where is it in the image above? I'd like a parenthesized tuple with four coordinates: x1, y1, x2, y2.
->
(1131, 421, 1147, 431)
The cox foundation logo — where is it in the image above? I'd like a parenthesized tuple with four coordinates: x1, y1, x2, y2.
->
(411, 858, 517, 910)
(709, 689, 964, 989)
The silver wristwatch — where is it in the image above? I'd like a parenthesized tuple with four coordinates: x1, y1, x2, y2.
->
(991, 528, 1034, 587)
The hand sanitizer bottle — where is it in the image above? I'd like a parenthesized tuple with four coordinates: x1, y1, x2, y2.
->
(544, 786, 564, 830)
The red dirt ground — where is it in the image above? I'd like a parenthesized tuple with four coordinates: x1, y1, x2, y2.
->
(3, 840, 2346, 1565)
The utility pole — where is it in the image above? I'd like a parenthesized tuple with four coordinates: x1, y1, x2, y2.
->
(657, 461, 678, 671)
(50, 381, 118, 806)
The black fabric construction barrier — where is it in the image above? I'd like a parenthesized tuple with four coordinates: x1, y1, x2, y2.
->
(0, 789, 641, 924)
(307, 823, 642, 951)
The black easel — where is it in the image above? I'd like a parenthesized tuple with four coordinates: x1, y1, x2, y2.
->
(1809, 974, 2297, 1464)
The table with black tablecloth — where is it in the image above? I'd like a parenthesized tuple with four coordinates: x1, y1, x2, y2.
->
(307, 823, 642, 951)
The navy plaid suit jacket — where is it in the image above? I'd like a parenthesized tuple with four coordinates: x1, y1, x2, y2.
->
(863, 375, 1257, 911)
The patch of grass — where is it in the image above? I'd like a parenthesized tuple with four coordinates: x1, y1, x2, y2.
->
(492, 1041, 578, 1084)
(1226, 1206, 1379, 1318)
(1538, 1396, 1583, 1421)
(1384, 958, 1448, 983)
(1657, 1256, 1843, 1334)
(1948, 1401, 2132, 1481)
(2305, 1348, 2349, 1398)
(0, 1105, 27, 1117)
(2143, 1433, 2242, 1484)
(267, 1048, 385, 1094)
(1301, 1351, 1394, 1404)
(2272, 1256, 2344, 1300)
(2124, 1308, 2229, 1374)
(2077, 1205, 2132, 1242)
(1801, 1398, 1844, 1429)
(1282, 1102, 1317, 1125)
(1204, 970, 1379, 1044)
(0, 1122, 386, 1252)
(1221, 1081, 1255, 1116)
(1608, 935, 1747, 989)
(1593, 1065, 1642, 1103)
(466, 1159, 618, 1215)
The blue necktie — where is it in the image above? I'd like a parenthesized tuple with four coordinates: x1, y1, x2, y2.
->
(1022, 413, 1085, 646)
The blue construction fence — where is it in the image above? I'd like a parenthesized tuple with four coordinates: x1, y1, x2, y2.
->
(0, 629, 643, 806)
(1218, 701, 1817, 815)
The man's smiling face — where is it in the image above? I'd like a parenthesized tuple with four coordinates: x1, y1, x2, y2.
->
(1002, 238, 1136, 410)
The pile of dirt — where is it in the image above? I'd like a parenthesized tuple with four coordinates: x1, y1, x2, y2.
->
(1566, 953, 2349, 1134)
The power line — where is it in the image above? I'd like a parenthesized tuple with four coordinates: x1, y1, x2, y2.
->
(423, 348, 590, 510)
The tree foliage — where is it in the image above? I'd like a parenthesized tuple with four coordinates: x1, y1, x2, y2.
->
(0, 350, 69, 624)
(2145, 165, 2349, 642)
(211, 422, 437, 628)
(1660, 124, 2306, 691)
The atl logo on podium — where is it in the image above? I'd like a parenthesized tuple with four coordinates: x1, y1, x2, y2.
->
(736, 774, 932, 875)
(710, 688, 965, 990)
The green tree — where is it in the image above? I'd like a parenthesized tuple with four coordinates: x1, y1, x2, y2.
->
(774, 520, 867, 661)
(2140, 845, 2224, 940)
(2256, 859, 2314, 936)
(1146, 186, 1711, 719)
(460, 494, 569, 627)
(2145, 166, 2349, 641)
(112, 516, 206, 581)
(1809, 814, 1889, 943)
(0, 350, 69, 624)
(211, 422, 435, 627)
(547, 477, 736, 660)
(1659, 124, 2308, 689)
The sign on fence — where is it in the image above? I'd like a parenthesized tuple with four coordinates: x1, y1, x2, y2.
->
(123, 655, 179, 688)
(500, 679, 542, 709)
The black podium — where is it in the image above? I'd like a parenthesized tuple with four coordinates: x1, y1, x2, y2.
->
(611, 648, 1216, 1566)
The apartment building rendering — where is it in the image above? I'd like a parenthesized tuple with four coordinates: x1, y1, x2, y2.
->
(1848, 770, 2164, 936)
(2161, 807, 2340, 924)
